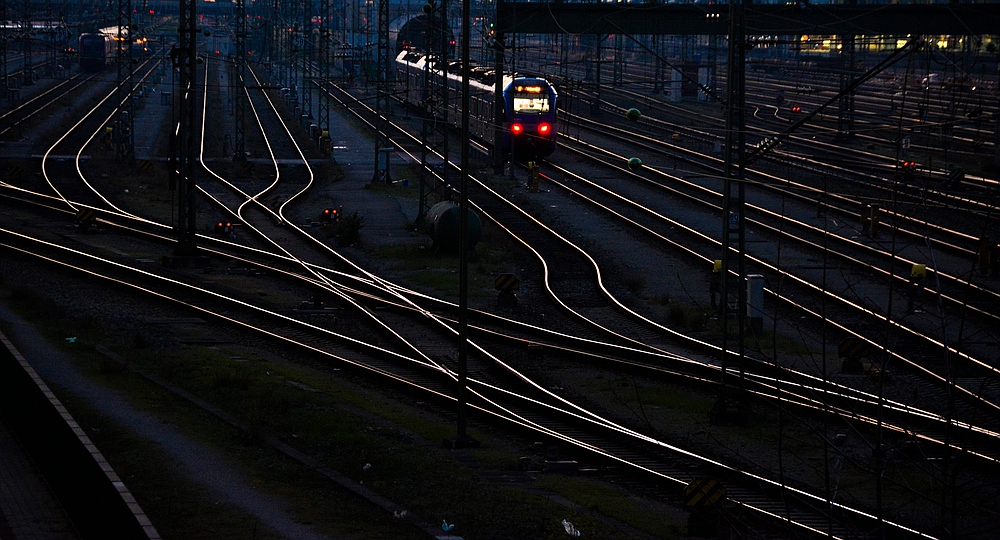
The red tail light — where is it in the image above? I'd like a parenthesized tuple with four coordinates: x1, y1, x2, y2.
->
(538, 123, 551, 135)
(510, 123, 523, 135)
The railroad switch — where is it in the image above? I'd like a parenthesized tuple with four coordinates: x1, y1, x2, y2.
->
(685, 479, 729, 537)
(497, 289, 517, 309)
(708, 394, 750, 425)
(297, 293, 325, 310)
(908, 263, 926, 313)
(527, 161, 541, 192)
(978, 236, 992, 275)
(214, 221, 235, 239)
(319, 134, 332, 158)
(838, 337, 872, 374)
(320, 207, 343, 223)
(709, 260, 721, 310)
(860, 203, 880, 238)
(75, 208, 98, 232)
(495, 273, 519, 309)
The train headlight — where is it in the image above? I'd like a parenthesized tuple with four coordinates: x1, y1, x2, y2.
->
(538, 123, 551, 135)
(510, 123, 524, 135)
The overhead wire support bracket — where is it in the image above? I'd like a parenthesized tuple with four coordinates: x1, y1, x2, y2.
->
(372, 0, 391, 183)
(233, 0, 247, 161)
(746, 37, 924, 165)
(606, 21, 725, 105)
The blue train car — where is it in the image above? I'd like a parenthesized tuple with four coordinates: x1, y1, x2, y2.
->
(502, 78, 558, 160)
(395, 50, 558, 161)
(79, 33, 113, 71)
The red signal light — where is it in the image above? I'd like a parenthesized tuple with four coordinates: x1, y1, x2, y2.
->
(791, 106, 801, 113)
(510, 123, 523, 135)
(537, 123, 551, 135)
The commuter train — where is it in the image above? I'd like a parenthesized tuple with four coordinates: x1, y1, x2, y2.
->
(395, 49, 558, 160)
(78, 26, 151, 72)
(79, 31, 114, 71)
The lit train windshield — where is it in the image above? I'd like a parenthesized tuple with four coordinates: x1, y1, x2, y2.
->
(512, 84, 549, 113)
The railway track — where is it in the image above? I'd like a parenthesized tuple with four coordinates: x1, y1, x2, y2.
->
(4, 26, 1000, 538)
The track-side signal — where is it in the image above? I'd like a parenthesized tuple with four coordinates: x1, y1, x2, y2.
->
(321, 208, 341, 222)
(215, 221, 233, 236)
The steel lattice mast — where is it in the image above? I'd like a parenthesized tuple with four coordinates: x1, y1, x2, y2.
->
(1, 0, 7, 100)
(170, 0, 199, 258)
(417, 0, 450, 222)
(317, 0, 330, 156)
(715, 0, 749, 422)
(300, 0, 312, 130)
(115, 0, 134, 162)
(364, 0, 374, 81)
(372, 0, 390, 182)
(836, 0, 858, 140)
(233, 0, 246, 161)
(20, 1, 32, 86)
(283, 1, 293, 90)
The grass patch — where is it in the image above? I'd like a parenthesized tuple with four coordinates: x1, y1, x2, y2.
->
(619, 268, 647, 296)
(365, 169, 422, 199)
(7, 286, 66, 320)
(532, 475, 685, 539)
(582, 375, 714, 413)
(666, 304, 707, 332)
(744, 330, 814, 357)
(74, 337, 673, 539)
(56, 383, 427, 540)
(0, 271, 685, 539)
(365, 219, 517, 299)
(321, 210, 365, 247)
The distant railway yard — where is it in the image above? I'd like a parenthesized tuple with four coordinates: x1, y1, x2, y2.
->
(3, 4, 1000, 540)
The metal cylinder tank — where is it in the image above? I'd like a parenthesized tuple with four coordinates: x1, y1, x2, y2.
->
(426, 201, 482, 252)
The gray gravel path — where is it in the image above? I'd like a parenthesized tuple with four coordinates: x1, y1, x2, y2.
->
(0, 302, 333, 540)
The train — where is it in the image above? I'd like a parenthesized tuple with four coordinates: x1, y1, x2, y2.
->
(395, 49, 558, 161)
(78, 26, 151, 72)
(79, 32, 114, 71)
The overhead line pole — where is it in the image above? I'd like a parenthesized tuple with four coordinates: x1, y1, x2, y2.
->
(417, 1, 451, 223)
(115, 0, 134, 163)
(21, 2, 33, 86)
(168, 0, 201, 262)
(1, 0, 7, 101)
(233, 0, 246, 161)
(450, 0, 477, 451)
(229, 0, 246, 161)
(714, 0, 749, 425)
(372, 0, 390, 183)
(492, 0, 505, 176)
(317, 0, 330, 156)
(301, 0, 313, 131)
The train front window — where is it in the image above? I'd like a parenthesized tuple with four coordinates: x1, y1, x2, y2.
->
(513, 95, 549, 114)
